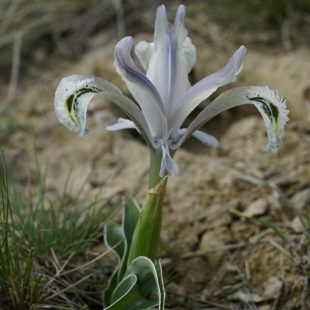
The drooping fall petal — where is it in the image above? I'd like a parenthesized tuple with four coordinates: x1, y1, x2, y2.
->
(54, 75, 155, 147)
(172, 86, 289, 153)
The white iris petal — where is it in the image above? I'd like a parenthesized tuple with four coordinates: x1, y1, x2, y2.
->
(177, 129, 219, 148)
(54, 75, 155, 147)
(160, 144, 178, 177)
(134, 41, 154, 72)
(247, 86, 289, 152)
(172, 86, 289, 153)
(106, 118, 137, 131)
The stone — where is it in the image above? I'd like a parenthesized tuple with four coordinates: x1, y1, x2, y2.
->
(291, 188, 310, 210)
(243, 198, 268, 217)
(263, 276, 283, 300)
(291, 216, 305, 233)
(232, 290, 263, 303)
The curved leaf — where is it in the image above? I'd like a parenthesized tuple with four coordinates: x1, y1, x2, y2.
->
(106, 257, 165, 310)
(103, 198, 141, 306)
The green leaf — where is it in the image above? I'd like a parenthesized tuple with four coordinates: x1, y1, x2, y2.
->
(103, 222, 125, 306)
(118, 198, 140, 282)
(108, 275, 157, 310)
(103, 198, 141, 306)
(104, 222, 125, 259)
(106, 257, 165, 310)
(122, 199, 141, 248)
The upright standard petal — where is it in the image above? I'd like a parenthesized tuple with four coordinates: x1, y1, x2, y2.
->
(169, 46, 246, 135)
(114, 37, 167, 139)
(145, 5, 171, 112)
(54, 75, 155, 147)
(182, 37, 196, 74)
(168, 5, 196, 114)
(172, 86, 289, 153)
(135, 41, 154, 72)
(135, 8, 196, 84)
(146, 5, 196, 115)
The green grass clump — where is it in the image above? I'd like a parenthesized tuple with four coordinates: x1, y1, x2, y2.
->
(0, 150, 47, 309)
(0, 148, 113, 309)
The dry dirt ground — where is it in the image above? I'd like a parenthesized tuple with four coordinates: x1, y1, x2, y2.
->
(2, 22, 310, 310)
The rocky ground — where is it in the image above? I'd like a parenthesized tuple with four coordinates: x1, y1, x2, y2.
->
(1, 10, 310, 309)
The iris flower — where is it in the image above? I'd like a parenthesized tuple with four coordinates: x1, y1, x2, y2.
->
(54, 4, 288, 179)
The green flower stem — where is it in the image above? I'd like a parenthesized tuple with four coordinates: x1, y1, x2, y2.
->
(149, 148, 163, 189)
(127, 177, 167, 265)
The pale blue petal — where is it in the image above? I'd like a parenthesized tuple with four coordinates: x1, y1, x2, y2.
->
(54, 75, 155, 147)
(135, 6, 195, 109)
(178, 128, 218, 147)
(106, 118, 136, 131)
(134, 41, 154, 72)
(172, 86, 289, 153)
(169, 46, 246, 134)
(168, 5, 195, 109)
(114, 37, 167, 138)
(159, 143, 178, 177)
(182, 37, 196, 74)
(147, 5, 195, 114)
(145, 5, 170, 112)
